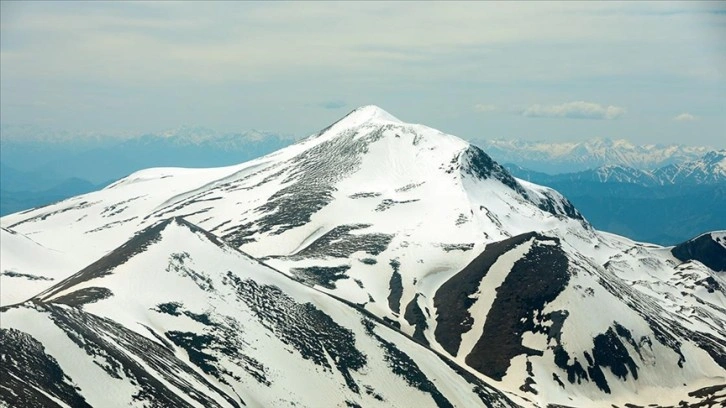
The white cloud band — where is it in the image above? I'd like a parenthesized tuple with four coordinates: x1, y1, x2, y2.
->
(673, 113, 697, 121)
(522, 101, 626, 120)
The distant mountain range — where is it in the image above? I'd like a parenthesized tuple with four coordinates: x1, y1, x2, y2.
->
(0, 127, 297, 215)
(481, 138, 713, 174)
(504, 151, 726, 245)
(1, 125, 296, 183)
(2, 125, 723, 245)
(507, 150, 726, 187)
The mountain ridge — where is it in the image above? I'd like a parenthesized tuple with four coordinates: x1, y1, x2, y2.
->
(506, 150, 726, 187)
(4, 215, 517, 407)
(481, 138, 714, 173)
(2, 106, 724, 407)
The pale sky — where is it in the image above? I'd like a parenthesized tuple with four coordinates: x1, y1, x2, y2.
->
(1, 1, 725, 147)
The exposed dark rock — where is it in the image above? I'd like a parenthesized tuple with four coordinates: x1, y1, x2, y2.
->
(166, 331, 221, 376)
(155, 301, 183, 316)
(251, 128, 379, 237)
(84, 216, 139, 234)
(532, 189, 584, 221)
(99, 196, 142, 218)
(672, 233, 726, 272)
(461, 145, 526, 195)
(553, 347, 588, 385)
(382, 317, 401, 330)
(433, 232, 537, 356)
(395, 182, 424, 192)
(153, 302, 269, 387)
(440, 243, 475, 252)
(519, 359, 538, 394)
(8, 200, 97, 229)
(165, 251, 216, 293)
(455, 213, 469, 225)
(695, 276, 720, 293)
(404, 294, 429, 346)
(549, 310, 588, 385)
(51, 287, 113, 307)
(462, 145, 584, 221)
(40, 303, 244, 407)
(290, 265, 351, 289)
(1, 270, 53, 281)
(613, 322, 643, 360)
(255, 184, 335, 235)
(552, 373, 565, 388)
(288, 224, 393, 259)
(387, 261, 403, 315)
(225, 273, 366, 394)
(154, 302, 214, 326)
(592, 327, 639, 383)
(432, 351, 522, 407)
(597, 255, 726, 372)
(586, 363, 610, 394)
(364, 385, 385, 401)
(465, 235, 569, 380)
(349, 192, 382, 199)
(221, 221, 257, 247)
(0, 328, 91, 408)
(375, 198, 420, 212)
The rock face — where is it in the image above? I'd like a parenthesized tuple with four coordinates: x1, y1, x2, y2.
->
(1, 106, 725, 407)
(672, 231, 726, 272)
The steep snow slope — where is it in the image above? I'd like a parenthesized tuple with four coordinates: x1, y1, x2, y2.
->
(2, 218, 518, 408)
(1, 106, 724, 407)
(0, 227, 82, 305)
(0, 105, 585, 306)
(430, 230, 726, 406)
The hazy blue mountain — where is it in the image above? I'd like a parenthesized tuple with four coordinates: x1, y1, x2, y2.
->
(0, 178, 106, 216)
(0, 162, 62, 192)
(505, 158, 726, 245)
(0, 127, 297, 215)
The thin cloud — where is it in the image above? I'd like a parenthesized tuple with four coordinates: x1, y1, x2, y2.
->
(522, 101, 626, 120)
(473, 104, 498, 113)
(319, 100, 347, 110)
(673, 112, 697, 121)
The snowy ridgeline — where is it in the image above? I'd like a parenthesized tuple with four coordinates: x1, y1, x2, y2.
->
(1, 106, 725, 407)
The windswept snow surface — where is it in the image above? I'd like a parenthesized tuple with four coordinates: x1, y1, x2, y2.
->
(2, 218, 518, 408)
(2, 106, 724, 407)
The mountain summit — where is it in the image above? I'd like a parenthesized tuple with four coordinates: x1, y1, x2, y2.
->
(1, 106, 724, 407)
(338, 105, 404, 125)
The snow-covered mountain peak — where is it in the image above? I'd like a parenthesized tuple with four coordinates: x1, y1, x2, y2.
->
(344, 105, 403, 125)
(703, 149, 726, 166)
(2, 108, 726, 407)
(312, 105, 405, 139)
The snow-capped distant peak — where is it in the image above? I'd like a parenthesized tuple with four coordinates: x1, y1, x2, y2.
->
(480, 138, 714, 173)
